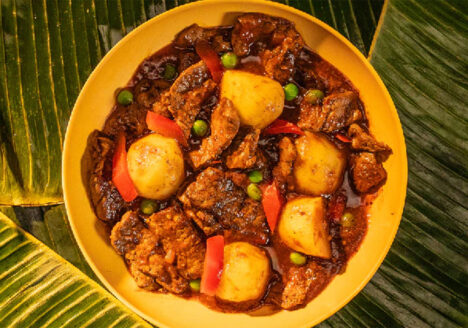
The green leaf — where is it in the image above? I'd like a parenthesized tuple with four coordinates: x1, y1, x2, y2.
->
(0, 0, 383, 205)
(0, 211, 152, 328)
(13, 205, 97, 279)
(332, 0, 468, 327)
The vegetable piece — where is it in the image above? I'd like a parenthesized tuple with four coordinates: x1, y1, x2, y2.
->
(146, 111, 188, 147)
(248, 170, 263, 183)
(117, 89, 133, 105)
(283, 83, 299, 101)
(264, 119, 304, 136)
(192, 119, 209, 137)
(304, 89, 324, 104)
(195, 40, 224, 83)
(140, 199, 159, 215)
(290, 252, 307, 266)
(247, 183, 262, 201)
(262, 181, 282, 232)
(220, 52, 238, 69)
(278, 197, 331, 258)
(221, 70, 284, 129)
(336, 133, 351, 143)
(201, 235, 224, 296)
(189, 279, 201, 292)
(163, 63, 177, 80)
(341, 212, 355, 228)
(127, 134, 184, 200)
(294, 132, 346, 195)
(112, 134, 138, 202)
(216, 242, 270, 303)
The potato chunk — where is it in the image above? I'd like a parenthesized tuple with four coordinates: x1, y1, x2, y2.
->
(221, 70, 284, 129)
(278, 197, 331, 259)
(216, 242, 270, 303)
(294, 132, 346, 195)
(127, 133, 184, 200)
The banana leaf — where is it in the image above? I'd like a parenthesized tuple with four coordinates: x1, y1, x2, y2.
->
(0, 211, 152, 328)
(1, 0, 467, 327)
(0, 0, 383, 205)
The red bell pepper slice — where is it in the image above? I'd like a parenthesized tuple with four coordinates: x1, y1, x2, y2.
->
(262, 181, 283, 232)
(335, 133, 351, 143)
(146, 111, 188, 147)
(263, 119, 304, 136)
(112, 134, 138, 202)
(195, 40, 224, 83)
(200, 235, 224, 296)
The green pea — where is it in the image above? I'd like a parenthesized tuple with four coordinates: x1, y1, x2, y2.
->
(189, 279, 201, 292)
(140, 199, 159, 215)
(304, 89, 324, 104)
(283, 83, 299, 101)
(341, 212, 355, 228)
(163, 63, 177, 80)
(248, 170, 263, 183)
(192, 120, 209, 137)
(117, 89, 133, 105)
(290, 252, 307, 266)
(247, 183, 262, 201)
(221, 52, 238, 69)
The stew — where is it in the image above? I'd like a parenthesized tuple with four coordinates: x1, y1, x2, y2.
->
(83, 13, 392, 313)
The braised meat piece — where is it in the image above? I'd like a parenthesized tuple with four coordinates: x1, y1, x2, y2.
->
(273, 137, 297, 192)
(348, 124, 392, 161)
(190, 98, 240, 168)
(231, 13, 304, 83)
(322, 91, 363, 132)
(177, 51, 199, 73)
(281, 262, 331, 310)
(155, 61, 217, 139)
(184, 207, 221, 236)
(350, 152, 387, 194)
(226, 129, 261, 169)
(146, 206, 205, 280)
(134, 78, 171, 109)
(298, 91, 362, 133)
(85, 131, 126, 223)
(179, 167, 269, 244)
(111, 209, 204, 294)
(102, 102, 147, 137)
(261, 31, 304, 83)
(174, 24, 217, 48)
(110, 211, 161, 291)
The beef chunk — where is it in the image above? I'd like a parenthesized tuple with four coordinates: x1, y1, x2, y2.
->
(350, 152, 387, 194)
(231, 13, 303, 82)
(155, 61, 217, 139)
(322, 91, 363, 132)
(102, 102, 146, 137)
(273, 137, 297, 192)
(281, 262, 331, 310)
(85, 131, 126, 223)
(179, 167, 269, 244)
(184, 207, 221, 236)
(212, 35, 232, 53)
(298, 91, 362, 133)
(133, 78, 171, 109)
(226, 129, 260, 169)
(261, 32, 304, 83)
(110, 209, 205, 294)
(110, 211, 161, 291)
(348, 124, 392, 161)
(174, 24, 218, 49)
(190, 98, 240, 168)
(146, 206, 205, 280)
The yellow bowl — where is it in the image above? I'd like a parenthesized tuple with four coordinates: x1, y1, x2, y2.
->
(63, 1, 407, 327)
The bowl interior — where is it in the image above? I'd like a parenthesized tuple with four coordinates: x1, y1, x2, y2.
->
(63, 1, 407, 327)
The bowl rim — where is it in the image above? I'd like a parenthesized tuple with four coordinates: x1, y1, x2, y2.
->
(62, 0, 408, 327)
